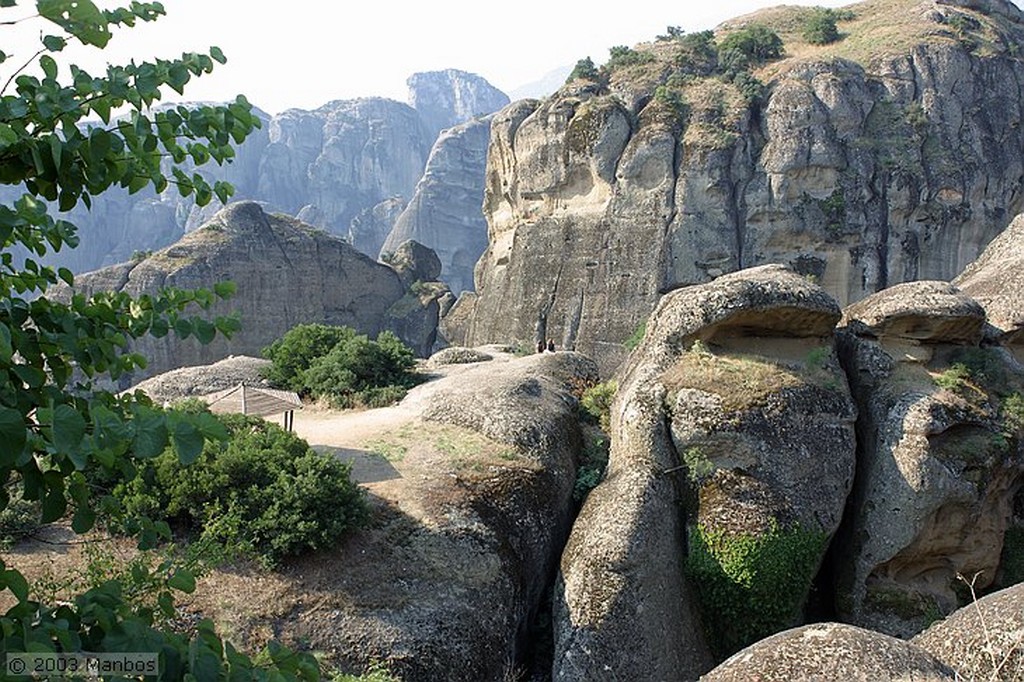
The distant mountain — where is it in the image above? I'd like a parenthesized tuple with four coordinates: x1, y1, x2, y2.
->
(509, 65, 573, 100)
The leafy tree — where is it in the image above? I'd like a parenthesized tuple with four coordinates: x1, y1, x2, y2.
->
(604, 45, 654, 71)
(0, 1, 319, 678)
(566, 56, 599, 83)
(261, 323, 359, 392)
(802, 8, 841, 45)
(719, 24, 785, 64)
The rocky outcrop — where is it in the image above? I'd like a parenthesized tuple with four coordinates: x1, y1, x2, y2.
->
(129, 355, 272, 405)
(381, 117, 492, 294)
(256, 351, 596, 681)
(65, 202, 433, 380)
(256, 98, 431, 249)
(460, 0, 1024, 370)
(553, 265, 854, 679)
(703, 623, 957, 681)
(407, 69, 509, 139)
(913, 582, 1024, 681)
(835, 280, 1024, 636)
(954, 212, 1024, 349)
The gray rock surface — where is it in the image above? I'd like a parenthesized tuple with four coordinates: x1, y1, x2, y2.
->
(381, 117, 492, 294)
(386, 240, 443, 288)
(128, 355, 272, 405)
(65, 202, 418, 380)
(553, 265, 852, 679)
(407, 69, 509, 139)
(703, 622, 957, 681)
(460, 2, 1024, 371)
(913, 581, 1024, 681)
(319, 351, 597, 681)
(426, 347, 493, 367)
(955, 212, 1024, 347)
(835, 281, 1024, 636)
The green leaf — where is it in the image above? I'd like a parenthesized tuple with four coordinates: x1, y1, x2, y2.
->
(193, 318, 216, 344)
(13, 364, 46, 388)
(0, 323, 12, 363)
(41, 486, 67, 523)
(42, 34, 67, 52)
(170, 416, 204, 465)
(40, 54, 58, 80)
(168, 569, 196, 594)
(213, 280, 236, 299)
(2, 569, 29, 602)
(209, 46, 226, 64)
(132, 407, 168, 458)
(71, 506, 95, 533)
(39, 0, 111, 48)
(52, 404, 87, 454)
(0, 407, 26, 466)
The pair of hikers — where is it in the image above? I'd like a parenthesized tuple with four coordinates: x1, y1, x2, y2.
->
(535, 339, 556, 353)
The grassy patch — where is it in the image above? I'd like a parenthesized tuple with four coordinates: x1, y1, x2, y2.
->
(663, 347, 804, 413)
(361, 421, 520, 469)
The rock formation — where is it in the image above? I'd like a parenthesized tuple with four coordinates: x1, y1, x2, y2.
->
(703, 622, 957, 681)
(835, 280, 1024, 636)
(256, 98, 431, 254)
(553, 264, 855, 678)
(406, 69, 509, 139)
(913, 581, 1024, 681)
(458, 0, 1024, 370)
(129, 355, 272, 405)
(64, 202, 446, 380)
(381, 117, 492, 294)
(954, 212, 1024, 350)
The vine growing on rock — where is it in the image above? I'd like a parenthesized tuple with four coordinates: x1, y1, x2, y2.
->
(0, 1, 321, 677)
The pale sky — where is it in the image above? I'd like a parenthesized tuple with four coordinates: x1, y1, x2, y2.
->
(3, 0, 1022, 114)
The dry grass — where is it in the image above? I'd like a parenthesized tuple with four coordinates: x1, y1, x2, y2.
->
(361, 419, 523, 471)
(662, 347, 807, 413)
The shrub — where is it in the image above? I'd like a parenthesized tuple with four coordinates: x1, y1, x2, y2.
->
(624, 321, 647, 350)
(802, 8, 841, 45)
(0, 483, 41, 549)
(567, 56, 600, 83)
(262, 323, 358, 393)
(263, 324, 418, 407)
(604, 45, 654, 72)
(573, 433, 610, 502)
(687, 520, 828, 659)
(117, 412, 367, 566)
(581, 381, 617, 432)
(719, 24, 784, 65)
(674, 30, 719, 77)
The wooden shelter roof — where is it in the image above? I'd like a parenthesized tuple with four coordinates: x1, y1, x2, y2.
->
(200, 383, 303, 417)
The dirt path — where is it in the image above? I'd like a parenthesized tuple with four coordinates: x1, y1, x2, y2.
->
(285, 347, 516, 484)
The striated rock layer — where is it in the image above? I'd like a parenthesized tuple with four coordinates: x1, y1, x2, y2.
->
(460, 0, 1024, 370)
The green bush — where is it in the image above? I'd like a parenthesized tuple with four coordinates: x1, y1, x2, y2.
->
(262, 323, 358, 393)
(719, 24, 784, 65)
(624, 321, 647, 350)
(117, 412, 367, 566)
(573, 433, 610, 502)
(802, 8, 841, 45)
(567, 56, 600, 83)
(686, 520, 827, 659)
(0, 483, 41, 550)
(263, 324, 418, 407)
(581, 381, 617, 432)
(605, 45, 654, 71)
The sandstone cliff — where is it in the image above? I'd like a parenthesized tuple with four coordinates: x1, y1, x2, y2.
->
(64, 202, 444, 380)
(381, 117, 492, 294)
(458, 0, 1024, 371)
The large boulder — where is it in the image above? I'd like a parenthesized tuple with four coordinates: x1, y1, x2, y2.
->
(65, 202, 420, 380)
(462, 2, 1024, 371)
(913, 582, 1024, 681)
(955, 212, 1024, 349)
(129, 356, 272, 405)
(553, 265, 855, 679)
(835, 280, 1024, 636)
(703, 622, 957, 681)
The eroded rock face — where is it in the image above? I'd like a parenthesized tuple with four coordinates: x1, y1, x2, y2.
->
(462, 1, 1024, 370)
(381, 117, 492, 294)
(553, 265, 854, 678)
(955, 212, 1024, 349)
(703, 622, 957, 681)
(128, 356, 272, 405)
(66, 202, 418, 379)
(322, 352, 595, 681)
(835, 280, 1024, 636)
(407, 69, 510, 139)
(913, 582, 1024, 681)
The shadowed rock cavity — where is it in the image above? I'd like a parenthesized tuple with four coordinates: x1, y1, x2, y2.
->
(835, 280, 1024, 636)
(553, 265, 856, 679)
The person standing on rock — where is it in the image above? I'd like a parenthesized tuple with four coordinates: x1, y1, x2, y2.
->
(536, 339, 545, 353)
(546, 339, 556, 352)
